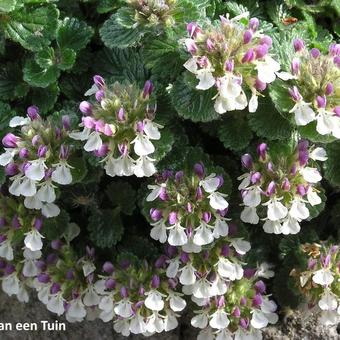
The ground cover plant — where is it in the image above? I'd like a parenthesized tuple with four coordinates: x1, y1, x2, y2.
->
(0, 0, 339, 338)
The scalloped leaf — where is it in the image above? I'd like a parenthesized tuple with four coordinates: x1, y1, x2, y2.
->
(324, 141, 340, 187)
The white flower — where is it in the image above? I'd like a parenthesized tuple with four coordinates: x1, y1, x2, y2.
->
(192, 278, 212, 299)
(209, 309, 230, 330)
(230, 239, 251, 255)
(47, 293, 65, 315)
(290, 101, 315, 126)
(114, 299, 133, 318)
(251, 310, 270, 329)
(200, 174, 220, 193)
(213, 217, 229, 237)
(208, 192, 229, 210)
(51, 163, 73, 185)
(179, 263, 197, 285)
(2, 273, 19, 296)
(144, 119, 162, 140)
(238, 173, 251, 190)
(255, 56, 280, 84)
(182, 236, 202, 253)
(41, 202, 60, 217)
(316, 110, 335, 135)
(318, 290, 338, 311)
(0, 240, 13, 260)
(104, 155, 135, 177)
(197, 327, 215, 340)
(18, 177, 37, 197)
(210, 275, 228, 296)
(217, 258, 243, 280)
(310, 147, 327, 161)
(169, 294, 186, 312)
(130, 312, 147, 334)
(281, 216, 300, 235)
(24, 229, 44, 251)
(166, 259, 179, 278)
(234, 328, 263, 340)
(68, 298, 87, 319)
(132, 134, 155, 156)
(17, 284, 29, 303)
(164, 310, 178, 332)
(114, 319, 130, 336)
(24, 195, 42, 210)
(146, 184, 165, 201)
(289, 199, 309, 220)
(83, 285, 100, 306)
(241, 206, 259, 224)
(193, 222, 214, 246)
(0, 149, 15, 166)
(134, 156, 156, 177)
(168, 223, 188, 246)
(243, 187, 261, 207)
(256, 262, 275, 279)
(263, 219, 282, 234)
(84, 131, 102, 151)
(319, 310, 339, 326)
(144, 290, 165, 311)
(183, 58, 198, 73)
(191, 312, 209, 329)
(214, 90, 247, 113)
(37, 181, 56, 203)
(146, 312, 164, 333)
(249, 93, 258, 113)
(266, 198, 288, 221)
(307, 188, 321, 206)
(312, 268, 334, 286)
(82, 261, 95, 277)
(196, 69, 215, 90)
(69, 127, 91, 141)
(150, 220, 167, 243)
(9, 116, 30, 127)
(216, 329, 233, 340)
(300, 167, 322, 183)
(25, 159, 46, 181)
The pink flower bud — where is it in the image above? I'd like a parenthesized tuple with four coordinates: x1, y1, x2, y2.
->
(103, 124, 113, 136)
(143, 80, 153, 99)
(241, 153, 253, 169)
(266, 181, 276, 196)
(220, 244, 230, 257)
(105, 278, 116, 290)
(329, 43, 340, 56)
(27, 105, 40, 120)
(37, 145, 48, 158)
(93, 75, 105, 89)
(310, 48, 320, 58)
(19, 148, 29, 158)
(334, 106, 340, 117)
(255, 44, 269, 59)
(150, 208, 162, 221)
(180, 251, 190, 263)
(224, 59, 234, 72)
(325, 83, 333, 96)
(232, 307, 241, 317)
(334, 56, 340, 67)
(117, 107, 125, 122)
(281, 178, 291, 191)
(79, 101, 92, 115)
(255, 78, 267, 91)
(240, 318, 249, 329)
(5, 163, 18, 176)
(249, 18, 259, 31)
(240, 297, 247, 306)
(2, 133, 19, 148)
(242, 48, 255, 63)
(291, 57, 300, 75)
(62, 115, 70, 130)
(252, 294, 262, 307)
(194, 163, 204, 179)
(151, 275, 160, 289)
(250, 172, 261, 184)
(168, 212, 178, 225)
(296, 184, 307, 196)
(255, 280, 266, 293)
(206, 38, 214, 51)
(186, 22, 201, 38)
(217, 295, 225, 308)
(257, 143, 267, 160)
(136, 121, 144, 133)
(95, 90, 105, 102)
(120, 286, 128, 298)
(102, 261, 114, 274)
(288, 86, 302, 101)
(293, 38, 304, 52)
(243, 30, 252, 44)
(316, 95, 326, 109)
(94, 144, 109, 157)
(260, 35, 272, 47)
(202, 211, 211, 223)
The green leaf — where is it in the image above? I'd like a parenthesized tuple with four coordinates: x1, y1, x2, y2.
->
(88, 208, 124, 248)
(94, 47, 149, 84)
(324, 141, 340, 186)
(105, 181, 136, 215)
(0, 101, 15, 136)
(152, 128, 175, 162)
(0, 0, 16, 12)
(30, 83, 59, 113)
(58, 48, 76, 70)
(62, 222, 80, 243)
(57, 17, 93, 52)
(0, 62, 28, 100)
(171, 76, 220, 122)
(217, 115, 253, 151)
(307, 189, 326, 220)
(269, 79, 293, 119)
(43, 210, 70, 240)
(100, 13, 144, 49)
(298, 123, 337, 144)
(248, 96, 294, 140)
(23, 58, 59, 88)
(68, 156, 88, 184)
(35, 47, 55, 69)
(2, 4, 59, 51)
(115, 7, 136, 28)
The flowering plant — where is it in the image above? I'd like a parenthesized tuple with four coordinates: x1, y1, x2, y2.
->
(0, 0, 339, 338)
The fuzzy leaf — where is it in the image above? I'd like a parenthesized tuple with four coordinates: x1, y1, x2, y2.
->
(58, 48, 76, 70)
(43, 210, 70, 240)
(57, 17, 93, 52)
(152, 128, 175, 162)
(100, 13, 144, 49)
(105, 181, 136, 215)
(324, 141, 340, 186)
(171, 76, 220, 122)
(23, 58, 59, 88)
(88, 208, 124, 248)
(30, 83, 59, 113)
(0, 0, 17, 12)
(68, 156, 88, 184)
(35, 47, 55, 69)
(217, 115, 253, 151)
(2, 4, 59, 51)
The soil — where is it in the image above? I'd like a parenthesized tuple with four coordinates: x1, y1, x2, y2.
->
(0, 291, 338, 340)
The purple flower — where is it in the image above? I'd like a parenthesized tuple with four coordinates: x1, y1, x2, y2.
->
(194, 163, 204, 179)
(257, 143, 267, 160)
(2, 133, 19, 148)
(120, 286, 128, 298)
(310, 48, 320, 58)
(255, 280, 266, 294)
(151, 274, 160, 289)
(243, 30, 252, 44)
(296, 184, 307, 196)
(117, 107, 125, 122)
(240, 318, 249, 329)
(50, 282, 61, 294)
(93, 75, 105, 89)
(150, 208, 162, 221)
(243, 268, 256, 279)
(186, 22, 201, 38)
(155, 255, 167, 268)
(94, 144, 109, 157)
(95, 90, 105, 102)
(27, 105, 40, 120)
(242, 48, 255, 63)
(79, 101, 92, 115)
(18, 148, 29, 159)
(293, 38, 304, 52)
(102, 261, 114, 274)
(288, 86, 302, 102)
(316, 95, 326, 109)
(329, 43, 340, 56)
(325, 83, 333, 96)
(232, 307, 241, 318)
(38, 273, 50, 284)
(5, 163, 18, 176)
(260, 35, 272, 47)
(202, 211, 211, 223)
(224, 60, 234, 72)
(266, 181, 276, 196)
(250, 172, 261, 184)
(249, 18, 259, 31)
(37, 145, 48, 158)
(105, 278, 116, 290)
(255, 44, 269, 59)
(143, 80, 153, 99)
(308, 258, 317, 270)
(252, 293, 263, 307)
(168, 211, 178, 225)
(220, 244, 230, 257)
(241, 153, 253, 169)
(281, 178, 291, 191)
(35, 260, 46, 271)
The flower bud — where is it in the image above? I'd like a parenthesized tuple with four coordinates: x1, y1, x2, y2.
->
(252, 293, 262, 307)
(250, 172, 261, 184)
(288, 86, 302, 102)
(255, 280, 266, 294)
(329, 43, 340, 56)
(224, 60, 234, 72)
(143, 80, 153, 99)
(62, 115, 70, 130)
(95, 90, 105, 102)
(232, 307, 241, 318)
(243, 268, 256, 279)
(38, 273, 50, 283)
(240, 296, 247, 306)
(293, 38, 304, 52)
(195, 186, 203, 200)
(186, 22, 201, 38)
(266, 181, 276, 196)
(159, 187, 168, 201)
(35, 260, 46, 271)
(93, 75, 105, 89)
(50, 282, 61, 294)
(27, 105, 40, 120)
(281, 178, 291, 191)
(11, 215, 21, 229)
(255, 44, 269, 59)
(248, 18, 259, 31)
(316, 95, 326, 109)
(257, 143, 267, 160)
(180, 251, 190, 263)
(202, 211, 211, 223)
(150, 208, 162, 221)
(65, 269, 74, 280)
(310, 48, 320, 58)
(102, 261, 114, 274)
(220, 244, 230, 257)
(0, 235, 7, 243)
(51, 239, 62, 250)
(185, 39, 197, 54)
(241, 154, 253, 169)
(334, 106, 340, 117)
(334, 56, 340, 67)
(186, 202, 193, 213)
(242, 48, 255, 63)
(105, 278, 116, 290)
(19, 148, 29, 159)
(151, 274, 160, 289)
(117, 107, 125, 122)
(175, 171, 184, 182)
(33, 217, 43, 231)
(120, 286, 128, 298)
(255, 78, 267, 91)
(217, 295, 225, 308)
(308, 258, 317, 270)
(155, 255, 167, 268)
(2, 133, 18, 148)
(206, 38, 214, 51)
(291, 57, 300, 75)
(243, 30, 252, 44)
(37, 145, 48, 158)
(168, 211, 178, 225)
(240, 318, 249, 329)
(260, 35, 272, 47)
(325, 83, 333, 95)
(5, 163, 18, 176)
(79, 101, 92, 115)
(296, 184, 307, 196)
(136, 121, 144, 133)
(194, 163, 204, 179)
(94, 144, 109, 157)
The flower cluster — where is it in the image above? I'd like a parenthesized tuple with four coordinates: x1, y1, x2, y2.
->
(0, 237, 185, 336)
(287, 40, 340, 138)
(183, 14, 287, 114)
(290, 242, 340, 326)
(239, 140, 326, 234)
(0, 106, 74, 218)
(127, 0, 177, 32)
(157, 234, 277, 339)
(146, 164, 229, 251)
(70, 77, 162, 178)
